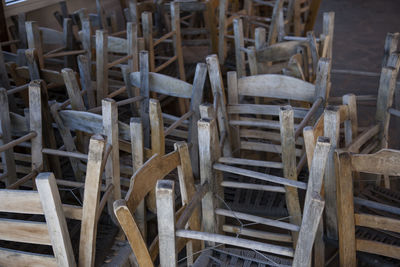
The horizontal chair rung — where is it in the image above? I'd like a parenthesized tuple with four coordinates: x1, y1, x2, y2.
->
(215, 209, 300, 232)
(223, 224, 292, 243)
(176, 230, 294, 257)
(42, 148, 88, 160)
(213, 163, 307, 189)
(0, 132, 37, 153)
(221, 181, 286, 193)
(218, 157, 283, 169)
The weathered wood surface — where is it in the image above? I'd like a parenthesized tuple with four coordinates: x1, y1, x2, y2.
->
(237, 74, 316, 102)
(130, 71, 192, 98)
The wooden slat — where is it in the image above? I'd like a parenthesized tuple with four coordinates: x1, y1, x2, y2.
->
(221, 181, 285, 192)
(0, 190, 43, 214)
(237, 74, 315, 102)
(176, 230, 294, 257)
(227, 104, 308, 118)
(351, 149, 400, 176)
(256, 40, 305, 62)
(240, 141, 302, 157)
(0, 248, 57, 267)
(36, 173, 76, 266)
(125, 151, 180, 212)
(355, 213, 400, 233)
(58, 110, 131, 141)
(130, 72, 192, 98)
(222, 225, 292, 242)
(356, 239, 400, 260)
(213, 163, 307, 189)
(216, 208, 300, 231)
(218, 157, 283, 169)
(0, 219, 51, 245)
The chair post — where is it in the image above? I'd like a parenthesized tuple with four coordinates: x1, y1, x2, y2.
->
(335, 151, 357, 267)
(342, 94, 358, 146)
(156, 180, 177, 267)
(130, 117, 146, 238)
(323, 106, 340, 239)
(79, 135, 106, 267)
(78, 55, 96, 109)
(36, 172, 76, 266)
(102, 98, 121, 224)
(188, 63, 208, 178)
(142, 12, 155, 72)
(233, 18, 245, 78)
(139, 51, 150, 148)
(26, 21, 44, 69)
(206, 54, 232, 156)
(198, 118, 224, 239)
(29, 81, 43, 174)
(171, 2, 186, 82)
(175, 142, 201, 262)
(279, 106, 301, 245)
(0, 88, 17, 185)
(96, 29, 108, 106)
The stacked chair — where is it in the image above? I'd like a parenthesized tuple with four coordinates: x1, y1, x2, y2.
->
(2, 0, 400, 266)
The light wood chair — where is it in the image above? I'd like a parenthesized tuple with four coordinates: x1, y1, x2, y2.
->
(130, 51, 207, 179)
(0, 172, 76, 266)
(156, 133, 331, 266)
(0, 132, 110, 266)
(335, 148, 400, 265)
(343, 52, 400, 189)
(204, 54, 330, 243)
(234, 12, 334, 80)
(114, 142, 200, 266)
(0, 80, 65, 185)
(172, 0, 219, 55)
(302, 95, 358, 265)
(141, 2, 185, 81)
(25, 19, 85, 70)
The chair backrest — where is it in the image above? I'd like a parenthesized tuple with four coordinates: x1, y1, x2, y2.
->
(336, 148, 400, 265)
(206, 54, 331, 156)
(173, 0, 219, 54)
(141, 2, 185, 81)
(156, 121, 331, 266)
(344, 52, 400, 157)
(26, 18, 80, 69)
(129, 52, 207, 177)
(303, 94, 358, 240)
(0, 80, 44, 187)
(114, 142, 199, 266)
(0, 172, 75, 267)
(235, 12, 335, 80)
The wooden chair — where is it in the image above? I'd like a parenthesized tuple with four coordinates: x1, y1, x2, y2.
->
(204, 54, 330, 242)
(25, 19, 85, 70)
(141, 2, 185, 81)
(0, 80, 65, 185)
(114, 142, 200, 266)
(0, 172, 75, 266)
(130, 51, 207, 179)
(156, 133, 331, 266)
(234, 11, 334, 80)
(0, 129, 110, 266)
(302, 95, 358, 265)
(343, 52, 400, 188)
(217, 0, 247, 65)
(335, 148, 400, 265)
(171, 0, 219, 56)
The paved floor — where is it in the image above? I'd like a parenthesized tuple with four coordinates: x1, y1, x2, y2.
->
(315, 0, 400, 129)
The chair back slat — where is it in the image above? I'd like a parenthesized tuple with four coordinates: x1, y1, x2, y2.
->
(237, 74, 316, 102)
